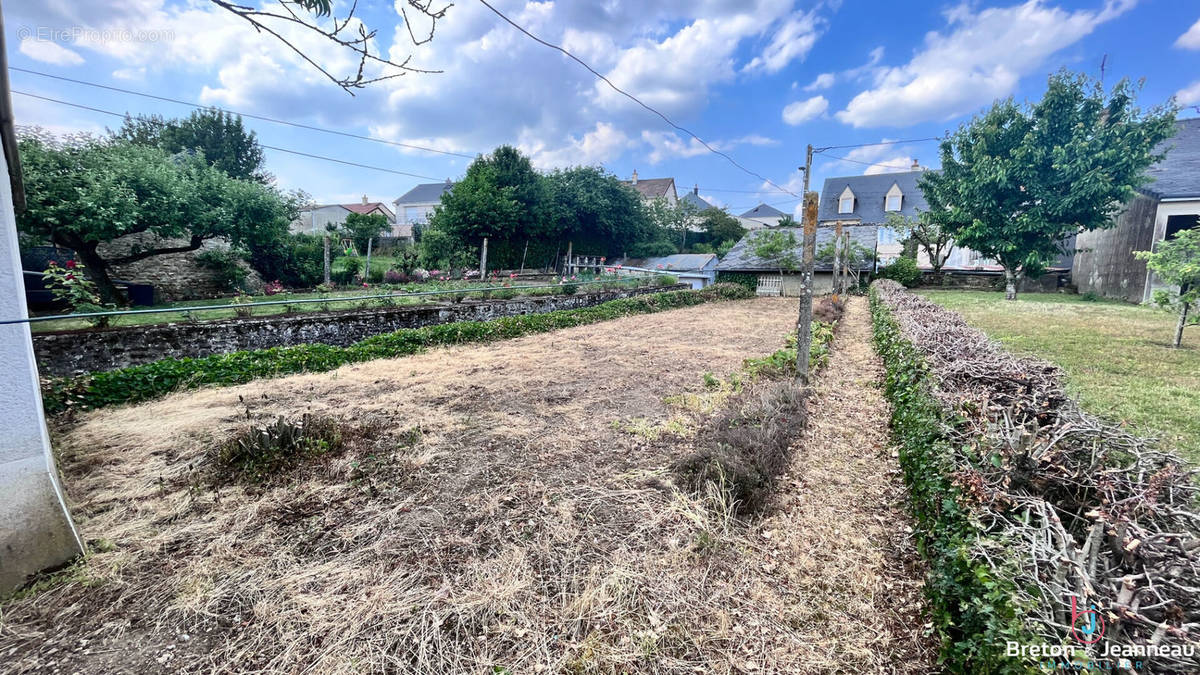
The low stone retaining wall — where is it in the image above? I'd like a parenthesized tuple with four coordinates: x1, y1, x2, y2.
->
(34, 284, 687, 377)
(917, 270, 1071, 293)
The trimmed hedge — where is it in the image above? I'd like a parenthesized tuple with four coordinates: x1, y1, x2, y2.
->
(45, 283, 754, 413)
(870, 285, 1036, 674)
(715, 271, 758, 294)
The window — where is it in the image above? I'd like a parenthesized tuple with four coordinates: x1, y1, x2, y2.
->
(885, 183, 903, 212)
(838, 186, 855, 214)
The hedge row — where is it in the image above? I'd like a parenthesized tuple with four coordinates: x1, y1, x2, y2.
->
(869, 283, 1036, 673)
(45, 283, 755, 413)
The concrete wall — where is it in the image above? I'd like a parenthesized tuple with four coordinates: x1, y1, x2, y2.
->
(1073, 194, 1158, 303)
(0, 142, 84, 592)
(33, 284, 688, 377)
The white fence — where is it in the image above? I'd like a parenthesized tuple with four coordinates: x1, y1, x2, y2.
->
(756, 275, 782, 296)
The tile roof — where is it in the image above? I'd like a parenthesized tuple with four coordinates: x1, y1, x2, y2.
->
(739, 203, 789, 219)
(342, 202, 395, 219)
(817, 170, 931, 224)
(1141, 117, 1200, 200)
(396, 181, 455, 205)
(622, 177, 676, 200)
(716, 225, 879, 272)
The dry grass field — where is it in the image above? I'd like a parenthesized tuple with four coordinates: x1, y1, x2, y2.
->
(1, 297, 933, 673)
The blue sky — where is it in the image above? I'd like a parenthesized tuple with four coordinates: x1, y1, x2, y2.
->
(7, 0, 1200, 216)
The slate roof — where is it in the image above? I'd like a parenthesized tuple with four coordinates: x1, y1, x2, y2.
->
(396, 181, 455, 205)
(681, 190, 714, 211)
(623, 177, 676, 200)
(716, 226, 878, 272)
(1141, 118, 1200, 200)
(817, 170, 931, 223)
(739, 203, 789, 219)
(622, 253, 718, 272)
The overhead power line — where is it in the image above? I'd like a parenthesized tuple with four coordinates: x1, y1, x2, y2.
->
(12, 91, 445, 181)
(9, 66, 478, 159)
(814, 137, 942, 151)
(816, 151, 922, 171)
(475, 0, 800, 198)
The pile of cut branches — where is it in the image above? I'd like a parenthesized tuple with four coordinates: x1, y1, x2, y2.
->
(873, 280, 1200, 672)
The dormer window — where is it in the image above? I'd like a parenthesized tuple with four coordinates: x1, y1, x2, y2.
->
(838, 186, 855, 214)
(885, 183, 903, 212)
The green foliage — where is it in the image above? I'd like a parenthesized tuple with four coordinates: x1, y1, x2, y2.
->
(17, 129, 299, 302)
(195, 249, 249, 292)
(627, 239, 677, 258)
(870, 286, 1036, 673)
(742, 320, 836, 379)
(111, 108, 267, 181)
(245, 233, 326, 289)
(341, 212, 390, 253)
(698, 207, 746, 248)
(886, 211, 952, 272)
(646, 197, 700, 253)
(921, 71, 1177, 296)
(876, 256, 923, 288)
(715, 271, 758, 293)
(1135, 228, 1200, 346)
(748, 229, 799, 273)
(216, 414, 344, 482)
(44, 284, 755, 413)
(41, 260, 112, 326)
(776, 214, 797, 227)
(544, 166, 652, 257)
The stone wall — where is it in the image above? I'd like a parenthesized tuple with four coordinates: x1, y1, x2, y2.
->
(1072, 194, 1157, 303)
(918, 270, 1070, 293)
(99, 233, 263, 302)
(33, 284, 687, 377)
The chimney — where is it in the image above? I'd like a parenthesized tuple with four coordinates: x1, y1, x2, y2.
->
(693, 184, 699, 195)
(362, 194, 369, 205)
(445, 178, 451, 184)
(911, 159, 920, 170)
(631, 169, 638, 185)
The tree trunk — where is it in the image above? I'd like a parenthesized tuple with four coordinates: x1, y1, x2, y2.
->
(795, 192, 819, 384)
(1004, 266, 1019, 301)
(73, 243, 126, 306)
(1175, 301, 1190, 349)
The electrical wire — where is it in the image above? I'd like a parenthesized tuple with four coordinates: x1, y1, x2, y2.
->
(9, 66, 479, 159)
(475, 0, 800, 198)
(13, 91, 446, 180)
(816, 151, 921, 171)
(815, 137, 942, 151)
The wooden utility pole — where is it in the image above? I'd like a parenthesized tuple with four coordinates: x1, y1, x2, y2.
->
(323, 235, 331, 285)
(479, 236, 488, 278)
(795, 191, 819, 384)
(364, 237, 373, 282)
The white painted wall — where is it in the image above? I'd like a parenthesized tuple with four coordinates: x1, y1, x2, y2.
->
(0, 150, 83, 591)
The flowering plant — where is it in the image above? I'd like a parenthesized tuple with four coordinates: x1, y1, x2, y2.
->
(42, 260, 113, 326)
(263, 280, 285, 296)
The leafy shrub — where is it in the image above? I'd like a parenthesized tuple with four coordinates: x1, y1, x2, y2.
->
(342, 257, 363, 276)
(560, 282, 579, 295)
(383, 268, 407, 284)
(45, 284, 755, 413)
(742, 320, 837, 379)
(229, 292, 254, 318)
(263, 280, 285, 296)
(715, 271, 757, 294)
(246, 233, 326, 289)
(876, 256, 923, 287)
(215, 414, 344, 482)
(655, 274, 678, 287)
(42, 260, 112, 326)
(195, 249, 249, 292)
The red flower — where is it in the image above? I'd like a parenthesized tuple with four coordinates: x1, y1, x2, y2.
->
(65, 273, 75, 281)
(65, 260, 76, 269)
(47, 261, 57, 268)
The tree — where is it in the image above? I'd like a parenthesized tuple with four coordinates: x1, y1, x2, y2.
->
(885, 211, 953, 273)
(544, 166, 650, 258)
(920, 71, 1177, 299)
(698, 208, 746, 250)
(776, 213, 798, 228)
(749, 229, 799, 278)
(425, 145, 547, 269)
(341, 212, 390, 252)
(209, 0, 449, 94)
(112, 109, 267, 182)
(1135, 229, 1200, 348)
(17, 131, 299, 304)
(647, 197, 699, 252)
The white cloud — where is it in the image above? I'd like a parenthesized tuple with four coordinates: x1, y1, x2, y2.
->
(640, 131, 776, 163)
(781, 95, 829, 125)
(804, 72, 835, 91)
(836, 0, 1136, 128)
(523, 122, 634, 169)
(743, 9, 823, 74)
(1177, 18, 1200, 49)
(1177, 80, 1200, 106)
(18, 38, 85, 66)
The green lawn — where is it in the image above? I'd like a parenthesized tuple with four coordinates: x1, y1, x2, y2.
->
(920, 290, 1200, 461)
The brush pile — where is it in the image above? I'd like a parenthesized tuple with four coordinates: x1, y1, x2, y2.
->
(874, 280, 1200, 671)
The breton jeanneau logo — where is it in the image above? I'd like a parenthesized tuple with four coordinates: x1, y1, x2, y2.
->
(1069, 597, 1105, 645)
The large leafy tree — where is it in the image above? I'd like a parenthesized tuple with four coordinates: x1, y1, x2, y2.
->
(544, 166, 650, 258)
(341, 212, 391, 252)
(698, 208, 746, 249)
(1136, 229, 1200, 348)
(885, 211, 953, 273)
(112, 108, 267, 182)
(647, 197, 700, 253)
(18, 131, 299, 303)
(921, 71, 1177, 299)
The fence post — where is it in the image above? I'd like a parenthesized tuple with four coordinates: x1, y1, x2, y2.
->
(323, 235, 331, 285)
(565, 241, 573, 277)
(480, 236, 488, 278)
(365, 237, 373, 282)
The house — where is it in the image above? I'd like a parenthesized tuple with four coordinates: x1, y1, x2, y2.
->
(292, 196, 398, 238)
(1074, 117, 1200, 303)
(622, 170, 677, 205)
(617, 253, 718, 289)
(680, 185, 714, 212)
(394, 180, 455, 238)
(715, 225, 879, 296)
(738, 203, 790, 230)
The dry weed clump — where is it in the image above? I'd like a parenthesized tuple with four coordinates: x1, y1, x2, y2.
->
(675, 377, 807, 517)
(874, 279, 1200, 671)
